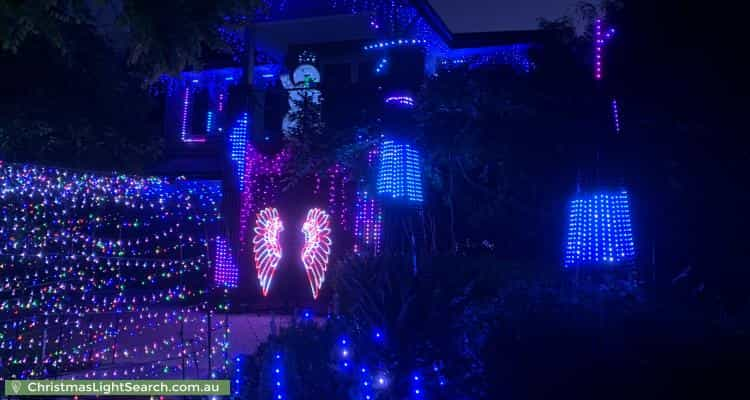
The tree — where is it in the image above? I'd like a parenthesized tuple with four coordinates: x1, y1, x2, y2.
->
(1, 0, 261, 83)
(1, 0, 262, 171)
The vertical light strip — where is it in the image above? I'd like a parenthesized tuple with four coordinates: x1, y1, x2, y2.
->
(594, 17, 616, 80)
(611, 98, 621, 134)
(230, 113, 249, 190)
(180, 86, 191, 141)
(206, 111, 214, 134)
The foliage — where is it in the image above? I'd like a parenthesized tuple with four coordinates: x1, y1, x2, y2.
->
(248, 253, 662, 398)
(248, 321, 347, 400)
(0, 24, 163, 171)
(0, 0, 89, 57)
(281, 93, 376, 191)
(1, 0, 261, 83)
(0, 0, 264, 171)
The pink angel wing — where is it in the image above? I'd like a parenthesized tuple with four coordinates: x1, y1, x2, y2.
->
(253, 207, 284, 296)
(301, 208, 332, 299)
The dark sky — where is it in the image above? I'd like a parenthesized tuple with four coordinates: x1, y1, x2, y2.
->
(428, 0, 574, 32)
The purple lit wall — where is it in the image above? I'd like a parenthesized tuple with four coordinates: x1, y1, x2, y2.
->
(239, 145, 290, 251)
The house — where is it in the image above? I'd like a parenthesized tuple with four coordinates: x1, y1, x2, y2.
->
(153, 0, 543, 299)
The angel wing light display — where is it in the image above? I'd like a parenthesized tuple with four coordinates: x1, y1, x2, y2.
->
(253, 207, 284, 296)
(301, 208, 332, 299)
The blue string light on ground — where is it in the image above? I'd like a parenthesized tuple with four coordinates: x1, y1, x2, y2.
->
(233, 354, 251, 398)
(564, 190, 636, 267)
(376, 140, 424, 203)
(272, 352, 286, 400)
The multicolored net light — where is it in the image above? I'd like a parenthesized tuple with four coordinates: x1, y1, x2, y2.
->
(564, 190, 636, 267)
(0, 162, 226, 380)
(214, 235, 238, 288)
(301, 208, 332, 299)
(253, 208, 284, 297)
(376, 140, 424, 203)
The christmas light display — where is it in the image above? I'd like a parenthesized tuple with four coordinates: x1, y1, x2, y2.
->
(206, 111, 214, 134)
(325, 163, 350, 231)
(376, 140, 424, 203)
(239, 145, 290, 251)
(611, 98, 621, 134)
(384, 96, 415, 107)
(363, 39, 428, 51)
(300, 208, 332, 299)
(594, 18, 616, 80)
(280, 64, 322, 136)
(437, 44, 533, 73)
(353, 191, 383, 255)
(272, 352, 286, 400)
(167, 67, 242, 142)
(214, 235, 238, 288)
(412, 373, 424, 397)
(375, 58, 389, 74)
(230, 113, 250, 190)
(181, 85, 193, 142)
(0, 163, 225, 380)
(253, 207, 284, 297)
(564, 190, 636, 267)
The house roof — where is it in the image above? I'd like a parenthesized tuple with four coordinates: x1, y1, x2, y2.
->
(409, 0, 545, 48)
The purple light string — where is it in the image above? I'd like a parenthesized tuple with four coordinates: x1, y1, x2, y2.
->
(594, 17, 616, 81)
(239, 146, 290, 250)
(354, 191, 383, 255)
(612, 98, 621, 134)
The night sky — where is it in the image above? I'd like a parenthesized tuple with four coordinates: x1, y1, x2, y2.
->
(429, 0, 575, 32)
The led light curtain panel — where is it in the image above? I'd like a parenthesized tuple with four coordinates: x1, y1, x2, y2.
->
(376, 140, 424, 203)
(564, 190, 636, 267)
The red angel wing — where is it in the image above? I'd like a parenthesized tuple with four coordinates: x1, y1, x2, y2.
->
(301, 208, 332, 299)
(253, 207, 284, 296)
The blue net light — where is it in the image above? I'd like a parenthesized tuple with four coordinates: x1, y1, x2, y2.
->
(376, 140, 424, 203)
(564, 190, 636, 267)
